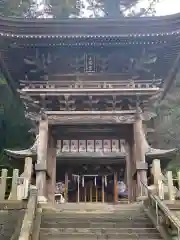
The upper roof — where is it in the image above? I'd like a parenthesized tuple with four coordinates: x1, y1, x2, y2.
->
(1, 13, 180, 38)
(1, 14, 180, 100)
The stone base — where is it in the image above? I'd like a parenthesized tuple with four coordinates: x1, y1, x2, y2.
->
(38, 196, 48, 203)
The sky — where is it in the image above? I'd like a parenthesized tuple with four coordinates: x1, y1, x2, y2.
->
(136, 0, 180, 16)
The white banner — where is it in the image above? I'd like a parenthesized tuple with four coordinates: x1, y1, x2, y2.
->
(57, 140, 61, 152)
(112, 139, 119, 152)
(87, 140, 94, 152)
(62, 140, 70, 152)
(95, 140, 102, 152)
(71, 140, 78, 152)
(79, 140, 86, 152)
(103, 139, 111, 152)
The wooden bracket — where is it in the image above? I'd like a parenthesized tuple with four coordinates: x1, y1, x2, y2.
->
(35, 163, 50, 179)
(35, 163, 47, 172)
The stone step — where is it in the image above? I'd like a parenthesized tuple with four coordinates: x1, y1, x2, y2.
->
(41, 221, 155, 229)
(40, 204, 162, 239)
(42, 211, 147, 217)
(0, 210, 25, 240)
(42, 217, 150, 223)
(40, 230, 162, 239)
(42, 203, 143, 213)
(40, 227, 160, 234)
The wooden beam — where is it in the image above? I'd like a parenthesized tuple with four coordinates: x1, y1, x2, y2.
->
(21, 87, 160, 93)
(45, 110, 136, 115)
(47, 114, 136, 125)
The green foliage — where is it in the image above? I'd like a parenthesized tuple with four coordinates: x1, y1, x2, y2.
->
(154, 74, 180, 149)
(49, 0, 81, 18)
(0, 75, 33, 156)
(0, 0, 31, 17)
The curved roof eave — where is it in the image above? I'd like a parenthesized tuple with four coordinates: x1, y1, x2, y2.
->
(1, 13, 180, 38)
(4, 146, 177, 159)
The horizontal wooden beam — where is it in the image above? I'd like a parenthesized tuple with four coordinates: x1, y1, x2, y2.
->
(45, 110, 136, 115)
(20, 78, 162, 84)
(46, 113, 136, 125)
(21, 87, 160, 93)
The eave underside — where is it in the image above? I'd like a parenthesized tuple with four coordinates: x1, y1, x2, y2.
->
(1, 13, 180, 37)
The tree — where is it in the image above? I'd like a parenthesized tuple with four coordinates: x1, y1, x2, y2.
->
(0, 74, 33, 153)
(0, 0, 159, 18)
(0, 0, 82, 18)
(86, 0, 159, 18)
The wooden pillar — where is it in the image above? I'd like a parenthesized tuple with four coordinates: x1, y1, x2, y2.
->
(167, 171, 175, 201)
(47, 129, 57, 203)
(102, 176, 105, 203)
(64, 172, 68, 202)
(125, 142, 132, 202)
(36, 118, 48, 202)
(114, 172, 118, 203)
(90, 182, 92, 202)
(77, 175, 80, 203)
(134, 108, 148, 197)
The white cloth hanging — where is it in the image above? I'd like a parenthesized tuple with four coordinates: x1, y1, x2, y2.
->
(82, 176, 84, 187)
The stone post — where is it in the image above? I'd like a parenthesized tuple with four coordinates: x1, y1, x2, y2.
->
(134, 107, 148, 197)
(35, 117, 48, 203)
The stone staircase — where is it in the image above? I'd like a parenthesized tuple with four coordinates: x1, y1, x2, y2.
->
(0, 209, 25, 240)
(39, 203, 163, 240)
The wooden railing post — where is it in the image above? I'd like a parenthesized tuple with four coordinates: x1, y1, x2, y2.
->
(177, 170, 180, 190)
(18, 157, 33, 200)
(151, 159, 164, 199)
(167, 171, 175, 201)
(9, 169, 19, 200)
(0, 169, 8, 200)
(152, 159, 161, 186)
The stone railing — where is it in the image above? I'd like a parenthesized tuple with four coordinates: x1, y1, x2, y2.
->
(0, 157, 33, 201)
(141, 181, 180, 239)
(18, 185, 38, 240)
(150, 159, 180, 201)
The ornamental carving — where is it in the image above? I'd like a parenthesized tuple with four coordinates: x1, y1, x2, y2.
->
(47, 114, 135, 124)
(22, 46, 158, 81)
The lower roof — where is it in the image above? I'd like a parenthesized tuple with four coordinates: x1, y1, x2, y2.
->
(4, 135, 176, 160)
